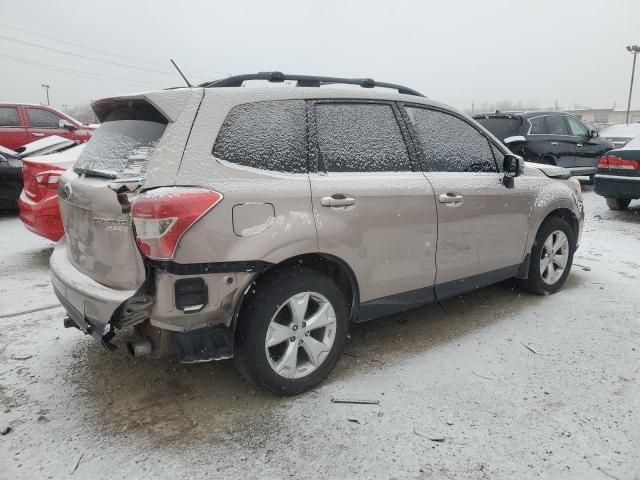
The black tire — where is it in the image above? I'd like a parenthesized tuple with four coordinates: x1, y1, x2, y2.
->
(518, 217, 576, 295)
(606, 197, 630, 211)
(234, 266, 348, 395)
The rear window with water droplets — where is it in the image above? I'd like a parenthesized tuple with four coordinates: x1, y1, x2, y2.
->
(213, 100, 307, 173)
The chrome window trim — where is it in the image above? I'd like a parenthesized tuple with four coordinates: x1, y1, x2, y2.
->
(527, 114, 588, 138)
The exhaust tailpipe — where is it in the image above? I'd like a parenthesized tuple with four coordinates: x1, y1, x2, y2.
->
(127, 339, 152, 357)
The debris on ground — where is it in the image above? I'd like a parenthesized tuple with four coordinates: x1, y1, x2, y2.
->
(413, 428, 445, 442)
(71, 452, 84, 474)
(10, 354, 33, 360)
(331, 398, 380, 405)
(1, 426, 12, 435)
(522, 343, 539, 355)
(472, 371, 494, 381)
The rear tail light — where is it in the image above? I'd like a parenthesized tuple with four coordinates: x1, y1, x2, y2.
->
(598, 155, 639, 171)
(35, 171, 62, 185)
(23, 165, 64, 201)
(131, 187, 223, 260)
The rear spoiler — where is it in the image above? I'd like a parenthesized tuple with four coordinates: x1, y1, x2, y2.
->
(91, 89, 199, 123)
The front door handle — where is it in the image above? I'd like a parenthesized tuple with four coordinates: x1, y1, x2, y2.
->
(576, 143, 583, 148)
(321, 195, 355, 208)
(439, 193, 464, 206)
(31, 132, 45, 137)
(550, 141, 558, 146)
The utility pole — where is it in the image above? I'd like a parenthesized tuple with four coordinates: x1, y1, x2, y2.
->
(555, 99, 558, 111)
(41, 84, 50, 106)
(471, 100, 475, 115)
(625, 45, 640, 124)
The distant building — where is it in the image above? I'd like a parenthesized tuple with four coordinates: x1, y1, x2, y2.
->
(566, 107, 640, 125)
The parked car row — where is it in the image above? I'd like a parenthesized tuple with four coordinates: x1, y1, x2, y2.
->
(44, 72, 586, 395)
(4, 73, 637, 395)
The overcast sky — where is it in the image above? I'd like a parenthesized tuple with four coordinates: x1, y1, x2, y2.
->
(0, 0, 639, 112)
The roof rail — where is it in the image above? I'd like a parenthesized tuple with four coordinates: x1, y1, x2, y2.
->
(199, 72, 424, 97)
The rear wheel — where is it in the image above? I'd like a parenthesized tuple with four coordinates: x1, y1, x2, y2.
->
(519, 217, 575, 295)
(606, 197, 631, 211)
(234, 267, 348, 395)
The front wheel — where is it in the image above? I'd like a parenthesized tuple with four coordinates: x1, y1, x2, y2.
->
(234, 267, 348, 395)
(519, 217, 575, 295)
(606, 197, 631, 211)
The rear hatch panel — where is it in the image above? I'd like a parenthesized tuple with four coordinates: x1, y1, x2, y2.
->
(57, 88, 203, 295)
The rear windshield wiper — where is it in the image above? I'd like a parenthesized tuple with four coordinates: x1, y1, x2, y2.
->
(74, 167, 118, 179)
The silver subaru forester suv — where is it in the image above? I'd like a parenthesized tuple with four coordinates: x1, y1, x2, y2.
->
(51, 73, 584, 395)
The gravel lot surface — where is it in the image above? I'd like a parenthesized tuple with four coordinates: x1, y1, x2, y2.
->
(1, 188, 639, 479)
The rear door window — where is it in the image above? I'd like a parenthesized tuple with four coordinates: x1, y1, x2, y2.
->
(74, 101, 167, 178)
(546, 115, 570, 136)
(314, 102, 410, 172)
(213, 100, 307, 173)
(0, 107, 20, 127)
(26, 108, 63, 128)
(404, 106, 497, 173)
(528, 116, 547, 134)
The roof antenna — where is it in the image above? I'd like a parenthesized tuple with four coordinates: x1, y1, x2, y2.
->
(170, 58, 192, 87)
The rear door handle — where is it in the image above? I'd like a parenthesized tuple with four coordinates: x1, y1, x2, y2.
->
(438, 193, 464, 205)
(550, 141, 558, 146)
(32, 132, 45, 137)
(576, 143, 583, 148)
(321, 195, 355, 208)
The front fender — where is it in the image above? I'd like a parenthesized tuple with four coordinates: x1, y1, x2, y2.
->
(526, 182, 584, 255)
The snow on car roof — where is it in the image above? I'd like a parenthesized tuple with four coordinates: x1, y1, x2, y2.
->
(621, 133, 640, 150)
(15, 135, 75, 156)
(600, 123, 640, 138)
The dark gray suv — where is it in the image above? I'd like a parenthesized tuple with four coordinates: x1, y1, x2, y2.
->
(474, 111, 614, 181)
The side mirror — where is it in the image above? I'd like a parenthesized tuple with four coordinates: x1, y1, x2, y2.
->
(503, 154, 523, 179)
(589, 129, 599, 138)
(59, 119, 75, 130)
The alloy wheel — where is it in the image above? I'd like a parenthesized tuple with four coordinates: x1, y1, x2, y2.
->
(539, 230, 570, 285)
(265, 292, 337, 379)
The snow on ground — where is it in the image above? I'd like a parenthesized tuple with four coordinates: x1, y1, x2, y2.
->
(0, 188, 639, 480)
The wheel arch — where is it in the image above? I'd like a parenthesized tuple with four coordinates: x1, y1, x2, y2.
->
(231, 252, 360, 336)
(530, 205, 581, 255)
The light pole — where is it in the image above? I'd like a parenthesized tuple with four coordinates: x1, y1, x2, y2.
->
(41, 83, 50, 106)
(625, 45, 640, 124)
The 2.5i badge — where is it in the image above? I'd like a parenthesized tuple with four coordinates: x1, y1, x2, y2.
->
(93, 216, 130, 232)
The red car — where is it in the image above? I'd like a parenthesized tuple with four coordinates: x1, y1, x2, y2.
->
(0, 103, 95, 150)
(18, 144, 84, 241)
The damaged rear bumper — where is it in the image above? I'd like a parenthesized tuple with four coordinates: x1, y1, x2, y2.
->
(50, 239, 139, 350)
(51, 239, 253, 361)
